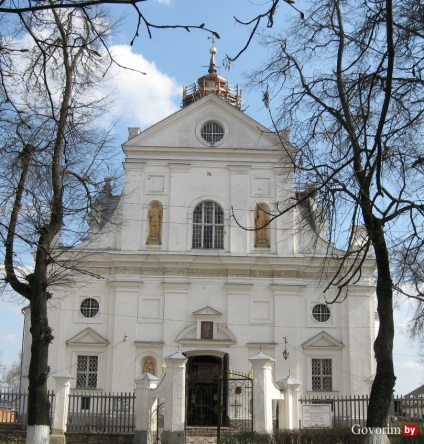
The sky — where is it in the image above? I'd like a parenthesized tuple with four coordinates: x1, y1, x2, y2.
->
(0, 0, 423, 394)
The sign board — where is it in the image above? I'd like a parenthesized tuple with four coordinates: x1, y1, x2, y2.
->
(301, 404, 332, 428)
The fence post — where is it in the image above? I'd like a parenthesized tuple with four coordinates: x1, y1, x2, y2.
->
(275, 374, 302, 429)
(50, 370, 73, 444)
(154, 351, 187, 444)
(133, 373, 160, 444)
(249, 352, 282, 433)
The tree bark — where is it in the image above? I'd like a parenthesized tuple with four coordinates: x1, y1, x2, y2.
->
(367, 222, 396, 427)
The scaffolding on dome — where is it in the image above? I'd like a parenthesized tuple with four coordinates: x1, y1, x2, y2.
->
(182, 79, 243, 110)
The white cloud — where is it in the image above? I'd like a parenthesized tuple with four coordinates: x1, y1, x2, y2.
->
(1, 334, 17, 343)
(399, 360, 424, 371)
(108, 45, 181, 129)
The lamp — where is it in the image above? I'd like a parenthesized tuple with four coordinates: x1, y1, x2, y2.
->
(283, 337, 289, 360)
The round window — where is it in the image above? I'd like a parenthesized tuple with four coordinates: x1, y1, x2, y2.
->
(80, 298, 100, 318)
(312, 304, 330, 322)
(200, 121, 224, 143)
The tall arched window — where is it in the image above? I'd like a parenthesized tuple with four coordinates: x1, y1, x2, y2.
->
(192, 201, 224, 249)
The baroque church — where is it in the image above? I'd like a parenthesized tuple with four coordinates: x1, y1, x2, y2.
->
(22, 46, 376, 407)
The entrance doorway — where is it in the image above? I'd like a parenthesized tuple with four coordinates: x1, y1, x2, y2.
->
(185, 354, 253, 443)
(186, 355, 227, 426)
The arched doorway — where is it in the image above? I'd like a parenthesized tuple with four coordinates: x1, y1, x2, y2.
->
(186, 354, 228, 426)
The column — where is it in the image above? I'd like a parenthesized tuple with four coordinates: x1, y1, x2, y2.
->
(249, 352, 282, 433)
(121, 163, 144, 250)
(168, 163, 190, 251)
(228, 165, 250, 254)
(154, 351, 187, 444)
(133, 373, 160, 444)
(275, 374, 302, 429)
(50, 370, 73, 444)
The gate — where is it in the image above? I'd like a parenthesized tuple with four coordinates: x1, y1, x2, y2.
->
(186, 370, 253, 443)
(148, 399, 164, 444)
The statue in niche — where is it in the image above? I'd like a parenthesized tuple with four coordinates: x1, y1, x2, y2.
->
(143, 357, 155, 375)
(147, 201, 163, 245)
(255, 205, 270, 248)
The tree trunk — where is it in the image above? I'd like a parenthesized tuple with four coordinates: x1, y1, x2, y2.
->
(366, 223, 396, 430)
(26, 245, 55, 443)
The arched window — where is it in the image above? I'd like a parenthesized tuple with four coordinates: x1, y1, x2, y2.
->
(192, 201, 224, 249)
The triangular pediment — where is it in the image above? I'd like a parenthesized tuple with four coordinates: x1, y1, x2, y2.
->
(66, 328, 109, 347)
(302, 331, 344, 349)
(176, 321, 237, 346)
(123, 94, 290, 153)
(193, 306, 222, 317)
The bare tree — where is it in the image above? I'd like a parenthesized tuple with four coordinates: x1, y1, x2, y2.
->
(0, 0, 219, 45)
(0, 3, 220, 442)
(0, 357, 22, 392)
(394, 248, 424, 337)
(0, 6, 131, 443)
(232, 0, 424, 436)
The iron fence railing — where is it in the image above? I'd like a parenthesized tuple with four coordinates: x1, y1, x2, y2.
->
(299, 394, 424, 430)
(2, 390, 423, 434)
(0, 391, 55, 429)
(148, 399, 164, 444)
(67, 391, 135, 433)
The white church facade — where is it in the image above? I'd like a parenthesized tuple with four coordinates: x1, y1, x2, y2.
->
(23, 48, 376, 406)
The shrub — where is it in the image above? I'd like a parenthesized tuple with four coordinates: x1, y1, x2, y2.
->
(219, 429, 366, 444)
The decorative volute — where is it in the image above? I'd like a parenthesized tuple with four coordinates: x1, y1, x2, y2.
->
(182, 42, 243, 110)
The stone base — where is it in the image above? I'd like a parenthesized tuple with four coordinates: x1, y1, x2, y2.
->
(364, 432, 391, 444)
(161, 430, 185, 444)
(146, 234, 160, 245)
(133, 430, 148, 444)
(50, 434, 66, 444)
(255, 239, 269, 248)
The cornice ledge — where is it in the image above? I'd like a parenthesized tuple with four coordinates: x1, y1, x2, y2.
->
(134, 341, 165, 347)
(161, 281, 191, 291)
(227, 164, 251, 173)
(124, 148, 283, 158)
(269, 284, 306, 295)
(176, 339, 235, 347)
(225, 283, 253, 293)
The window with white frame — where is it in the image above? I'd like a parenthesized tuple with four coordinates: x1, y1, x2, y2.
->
(192, 201, 224, 249)
(80, 298, 99, 318)
(311, 358, 332, 391)
(76, 355, 98, 389)
(200, 121, 224, 143)
(312, 304, 331, 323)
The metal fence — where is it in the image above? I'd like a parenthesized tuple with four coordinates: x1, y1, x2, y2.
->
(0, 391, 55, 429)
(148, 399, 164, 444)
(67, 391, 135, 433)
(185, 371, 253, 444)
(299, 394, 424, 430)
(2, 390, 423, 434)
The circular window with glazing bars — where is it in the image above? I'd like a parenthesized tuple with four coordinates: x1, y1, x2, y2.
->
(200, 121, 224, 143)
(80, 298, 100, 318)
(312, 304, 331, 323)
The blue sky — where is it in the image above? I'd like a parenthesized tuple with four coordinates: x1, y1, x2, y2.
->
(0, 0, 422, 394)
